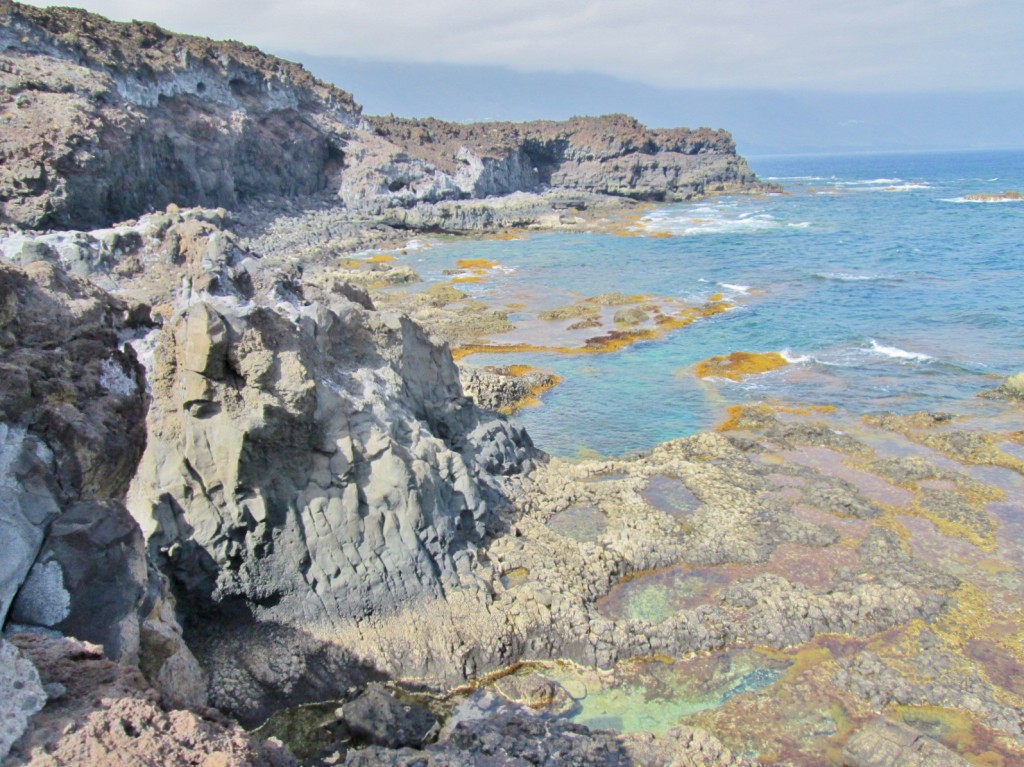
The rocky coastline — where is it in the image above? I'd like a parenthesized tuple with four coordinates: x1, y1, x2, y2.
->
(2, 3, 1021, 767)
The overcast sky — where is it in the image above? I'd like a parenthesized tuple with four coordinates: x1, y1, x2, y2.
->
(21, 0, 1024, 92)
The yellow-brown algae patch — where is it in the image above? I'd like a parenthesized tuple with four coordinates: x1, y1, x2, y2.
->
(455, 258, 500, 271)
(488, 365, 563, 414)
(584, 292, 651, 306)
(708, 292, 724, 302)
(964, 190, 1023, 202)
(454, 300, 730, 359)
(481, 231, 529, 241)
(646, 231, 674, 239)
(933, 582, 994, 652)
(538, 303, 601, 321)
(695, 351, 790, 381)
(715, 403, 774, 432)
(451, 275, 483, 284)
(364, 254, 395, 264)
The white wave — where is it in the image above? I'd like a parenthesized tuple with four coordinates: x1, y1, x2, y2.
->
(882, 183, 931, 192)
(833, 178, 904, 187)
(813, 272, 885, 282)
(780, 348, 812, 364)
(787, 222, 813, 228)
(718, 282, 751, 294)
(868, 339, 933, 362)
(940, 195, 1024, 204)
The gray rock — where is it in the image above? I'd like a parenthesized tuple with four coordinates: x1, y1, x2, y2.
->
(0, 262, 148, 627)
(346, 704, 758, 767)
(842, 717, 970, 767)
(0, 639, 47, 763)
(9, 500, 149, 663)
(343, 684, 438, 749)
(124, 259, 537, 719)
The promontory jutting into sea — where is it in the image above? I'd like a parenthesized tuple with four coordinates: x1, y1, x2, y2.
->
(1, 2, 1022, 766)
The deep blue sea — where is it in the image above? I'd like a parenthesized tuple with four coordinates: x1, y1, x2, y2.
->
(398, 150, 1024, 457)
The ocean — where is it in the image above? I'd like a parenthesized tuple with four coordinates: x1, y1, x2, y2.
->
(397, 149, 1024, 457)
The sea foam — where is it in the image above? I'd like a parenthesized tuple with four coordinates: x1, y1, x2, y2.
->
(868, 340, 933, 362)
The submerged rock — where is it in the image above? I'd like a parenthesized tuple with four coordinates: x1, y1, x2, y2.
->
(842, 717, 971, 767)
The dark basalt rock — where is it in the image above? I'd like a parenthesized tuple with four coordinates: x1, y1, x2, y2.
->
(343, 684, 438, 750)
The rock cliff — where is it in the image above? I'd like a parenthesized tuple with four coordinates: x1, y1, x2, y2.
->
(0, 0, 357, 229)
(366, 114, 772, 204)
(0, 0, 772, 233)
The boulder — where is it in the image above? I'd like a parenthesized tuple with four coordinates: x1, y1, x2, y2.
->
(342, 684, 438, 749)
(9, 500, 150, 663)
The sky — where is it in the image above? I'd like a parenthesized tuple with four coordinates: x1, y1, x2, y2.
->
(20, 0, 1024, 93)
(18, 0, 1024, 152)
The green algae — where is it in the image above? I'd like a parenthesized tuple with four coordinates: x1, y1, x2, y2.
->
(541, 652, 789, 734)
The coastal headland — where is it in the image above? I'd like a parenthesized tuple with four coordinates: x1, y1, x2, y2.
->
(1, 3, 1022, 767)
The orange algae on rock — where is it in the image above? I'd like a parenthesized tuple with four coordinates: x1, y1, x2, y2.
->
(364, 254, 396, 264)
(495, 365, 563, 414)
(455, 258, 500, 271)
(963, 190, 1023, 202)
(695, 351, 789, 381)
(454, 300, 731, 359)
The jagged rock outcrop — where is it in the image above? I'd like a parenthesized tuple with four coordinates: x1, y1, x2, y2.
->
(0, 0, 357, 229)
(0, 261, 148, 626)
(4, 634, 294, 766)
(94, 210, 539, 721)
(0, 259, 207, 756)
(129, 287, 536, 621)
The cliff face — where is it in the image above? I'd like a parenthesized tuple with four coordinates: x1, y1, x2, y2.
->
(0, 1, 772, 232)
(366, 114, 772, 203)
(0, 0, 357, 229)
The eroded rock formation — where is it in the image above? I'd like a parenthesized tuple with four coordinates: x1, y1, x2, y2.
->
(0, 0, 772, 234)
(0, 0, 356, 229)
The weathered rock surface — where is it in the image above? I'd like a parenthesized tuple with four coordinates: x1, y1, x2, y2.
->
(460, 365, 560, 413)
(0, 639, 47, 763)
(0, 1, 772, 235)
(347, 698, 757, 767)
(4, 634, 293, 766)
(342, 684, 438, 749)
(0, 0, 357, 229)
(0, 261, 147, 625)
(0, 259, 205, 710)
(842, 717, 971, 767)
(367, 114, 777, 206)
(107, 217, 538, 721)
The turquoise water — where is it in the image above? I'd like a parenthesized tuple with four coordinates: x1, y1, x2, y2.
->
(399, 150, 1024, 457)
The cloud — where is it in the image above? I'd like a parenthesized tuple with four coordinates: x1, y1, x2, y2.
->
(19, 0, 1024, 91)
